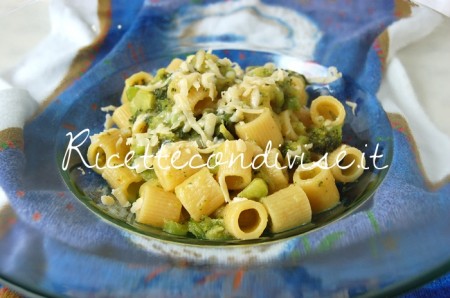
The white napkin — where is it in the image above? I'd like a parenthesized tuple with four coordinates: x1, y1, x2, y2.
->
(377, 6, 450, 184)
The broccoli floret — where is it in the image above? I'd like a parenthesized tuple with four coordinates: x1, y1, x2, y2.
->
(153, 86, 168, 101)
(282, 136, 311, 168)
(187, 216, 233, 240)
(246, 65, 274, 77)
(163, 220, 188, 236)
(308, 126, 342, 154)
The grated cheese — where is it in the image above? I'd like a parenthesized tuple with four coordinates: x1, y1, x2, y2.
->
(101, 195, 115, 206)
(345, 100, 358, 116)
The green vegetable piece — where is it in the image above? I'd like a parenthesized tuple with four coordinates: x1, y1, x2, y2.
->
(286, 96, 301, 110)
(130, 90, 155, 114)
(247, 66, 273, 77)
(271, 87, 285, 112)
(219, 124, 235, 140)
(188, 220, 206, 239)
(126, 86, 139, 101)
(163, 221, 188, 236)
(308, 125, 342, 155)
(206, 156, 219, 175)
(205, 225, 229, 240)
(237, 178, 269, 200)
(297, 135, 310, 145)
(187, 217, 232, 240)
(140, 169, 157, 181)
(133, 145, 146, 155)
(259, 84, 284, 113)
(153, 87, 168, 101)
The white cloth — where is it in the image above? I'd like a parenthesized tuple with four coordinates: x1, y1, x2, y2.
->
(2, 0, 99, 103)
(377, 6, 450, 184)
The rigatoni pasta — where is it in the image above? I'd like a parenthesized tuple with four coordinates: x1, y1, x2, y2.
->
(217, 140, 253, 191)
(87, 128, 129, 174)
(102, 166, 143, 207)
(293, 162, 340, 214)
(175, 167, 224, 221)
(153, 142, 204, 192)
(235, 108, 283, 149)
(327, 145, 365, 183)
(260, 185, 312, 233)
(135, 181, 182, 227)
(310, 95, 346, 127)
(222, 199, 268, 240)
(257, 148, 289, 193)
(86, 50, 366, 241)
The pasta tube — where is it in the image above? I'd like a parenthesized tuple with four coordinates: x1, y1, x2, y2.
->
(327, 145, 365, 183)
(112, 103, 132, 129)
(260, 185, 312, 233)
(102, 166, 143, 206)
(135, 182, 182, 227)
(310, 95, 346, 127)
(258, 148, 289, 193)
(166, 58, 183, 73)
(153, 141, 204, 192)
(235, 108, 283, 149)
(293, 162, 340, 214)
(222, 199, 268, 240)
(279, 110, 298, 140)
(217, 140, 253, 190)
(87, 128, 129, 174)
(121, 71, 153, 104)
(187, 87, 214, 116)
(175, 168, 225, 221)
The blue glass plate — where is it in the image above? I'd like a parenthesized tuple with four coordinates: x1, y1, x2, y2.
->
(55, 50, 392, 248)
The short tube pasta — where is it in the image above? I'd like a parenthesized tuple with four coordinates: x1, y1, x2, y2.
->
(258, 148, 288, 193)
(87, 128, 129, 174)
(112, 103, 132, 129)
(279, 110, 298, 140)
(289, 76, 308, 107)
(310, 96, 346, 127)
(327, 145, 365, 183)
(154, 142, 204, 192)
(235, 108, 283, 149)
(136, 182, 182, 227)
(175, 168, 225, 221)
(121, 71, 153, 104)
(166, 58, 183, 73)
(187, 87, 214, 116)
(260, 185, 312, 233)
(217, 140, 253, 190)
(293, 162, 340, 214)
(222, 199, 268, 240)
(102, 166, 143, 206)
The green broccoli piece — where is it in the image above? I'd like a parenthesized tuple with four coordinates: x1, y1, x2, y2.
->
(153, 86, 168, 101)
(237, 178, 269, 200)
(308, 126, 342, 155)
(246, 66, 274, 77)
(163, 220, 188, 236)
(140, 169, 157, 181)
(126, 86, 139, 101)
(187, 217, 233, 240)
(282, 136, 311, 168)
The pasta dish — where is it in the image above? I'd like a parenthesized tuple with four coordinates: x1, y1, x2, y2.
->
(86, 50, 365, 240)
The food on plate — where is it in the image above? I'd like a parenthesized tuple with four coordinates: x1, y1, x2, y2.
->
(86, 50, 365, 240)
